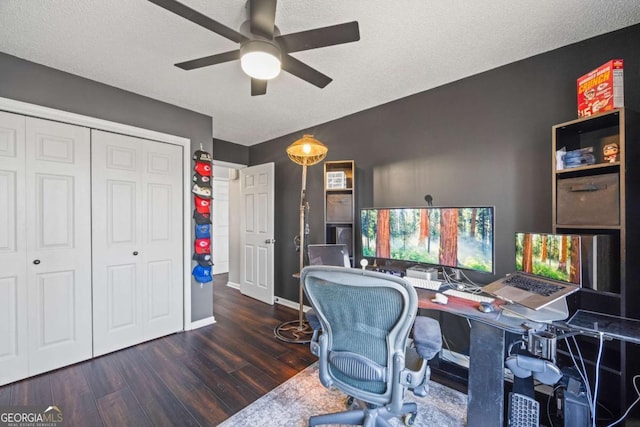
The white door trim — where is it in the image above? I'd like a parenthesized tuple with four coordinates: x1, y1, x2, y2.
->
(0, 96, 199, 331)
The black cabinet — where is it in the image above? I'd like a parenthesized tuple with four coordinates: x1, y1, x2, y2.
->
(324, 160, 355, 265)
(552, 108, 640, 417)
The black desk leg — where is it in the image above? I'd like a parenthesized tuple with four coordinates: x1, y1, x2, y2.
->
(467, 319, 505, 427)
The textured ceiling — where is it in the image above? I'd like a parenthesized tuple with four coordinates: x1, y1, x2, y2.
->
(1, 1, 639, 146)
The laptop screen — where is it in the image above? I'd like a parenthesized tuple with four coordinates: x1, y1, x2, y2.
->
(515, 232, 582, 286)
(308, 244, 350, 268)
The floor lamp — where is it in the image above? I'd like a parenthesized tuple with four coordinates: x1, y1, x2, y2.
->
(274, 135, 328, 343)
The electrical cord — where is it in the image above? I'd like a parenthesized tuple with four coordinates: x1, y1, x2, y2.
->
(591, 332, 605, 427)
(563, 336, 594, 416)
(606, 374, 640, 426)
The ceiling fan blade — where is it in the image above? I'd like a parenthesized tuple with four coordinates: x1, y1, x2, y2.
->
(251, 79, 268, 96)
(281, 55, 332, 88)
(148, 0, 248, 44)
(249, 0, 277, 39)
(276, 21, 360, 53)
(175, 50, 240, 70)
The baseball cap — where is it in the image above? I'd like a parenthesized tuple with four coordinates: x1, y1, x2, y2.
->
(194, 162, 212, 176)
(193, 150, 212, 163)
(193, 174, 211, 187)
(193, 253, 213, 267)
(195, 223, 211, 239)
(194, 195, 211, 213)
(194, 238, 210, 254)
(193, 210, 211, 225)
(192, 183, 212, 198)
(192, 264, 212, 283)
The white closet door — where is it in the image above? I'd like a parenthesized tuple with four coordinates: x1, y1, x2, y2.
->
(92, 130, 183, 356)
(25, 117, 92, 375)
(0, 111, 28, 385)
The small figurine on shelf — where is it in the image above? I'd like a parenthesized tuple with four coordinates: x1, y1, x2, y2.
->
(603, 142, 619, 163)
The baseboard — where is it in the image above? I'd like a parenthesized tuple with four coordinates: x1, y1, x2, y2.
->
(187, 316, 216, 330)
(225, 283, 311, 312)
(274, 296, 312, 312)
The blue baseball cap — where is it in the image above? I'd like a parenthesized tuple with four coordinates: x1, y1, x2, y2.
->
(192, 264, 212, 283)
(195, 224, 211, 239)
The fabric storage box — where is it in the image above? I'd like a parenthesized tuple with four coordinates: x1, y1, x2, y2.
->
(557, 173, 619, 225)
(326, 194, 353, 222)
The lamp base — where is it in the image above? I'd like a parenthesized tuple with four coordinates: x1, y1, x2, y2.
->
(274, 319, 314, 344)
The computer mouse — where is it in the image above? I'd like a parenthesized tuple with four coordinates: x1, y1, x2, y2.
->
(477, 302, 495, 313)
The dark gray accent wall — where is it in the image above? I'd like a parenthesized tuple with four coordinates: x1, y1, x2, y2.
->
(250, 24, 640, 303)
(0, 52, 215, 322)
(213, 138, 249, 165)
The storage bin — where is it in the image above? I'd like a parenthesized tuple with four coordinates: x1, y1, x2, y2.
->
(326, 194, 353, 222)
(557, 173, 619, 225)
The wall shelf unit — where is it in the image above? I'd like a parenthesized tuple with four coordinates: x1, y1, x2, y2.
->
(324, 160, 355, 265)
(552, 108, 640, 417)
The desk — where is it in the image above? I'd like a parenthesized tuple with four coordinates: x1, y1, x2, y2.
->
(416, 289, 545, 427)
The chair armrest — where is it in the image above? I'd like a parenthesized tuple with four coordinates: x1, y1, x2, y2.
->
(412, 316, 442, 360)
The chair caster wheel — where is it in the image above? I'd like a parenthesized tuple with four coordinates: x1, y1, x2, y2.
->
(403, 412, 417, 426)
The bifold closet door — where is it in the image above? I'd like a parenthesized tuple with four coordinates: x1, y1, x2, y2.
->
(92, 130, 183, 356)
(0, 112, 92, 384)
(0, 111, 28, 385)
(24, 117, 93, 375)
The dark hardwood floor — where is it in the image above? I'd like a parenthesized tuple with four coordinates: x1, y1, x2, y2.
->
(0, 274, 317, 426)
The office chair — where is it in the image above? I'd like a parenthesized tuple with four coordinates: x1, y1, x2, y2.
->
(301, 266, 442, 427)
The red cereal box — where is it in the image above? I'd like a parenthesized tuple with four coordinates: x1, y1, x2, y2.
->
(577, 59, 624, 118)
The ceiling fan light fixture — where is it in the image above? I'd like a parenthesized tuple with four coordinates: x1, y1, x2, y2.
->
(240, 40, 281, 80)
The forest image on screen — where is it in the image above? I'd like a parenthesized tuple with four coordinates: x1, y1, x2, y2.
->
(360, 207, 494, 273)
(515, 233, 581, 285)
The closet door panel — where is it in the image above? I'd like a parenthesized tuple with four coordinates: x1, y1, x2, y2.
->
(25, 117, 92, 375)
(142, 140, 183, 340)
(92, 131, 182, 355)
(92, 131, 144, 356)
(0, 111, 27, 386)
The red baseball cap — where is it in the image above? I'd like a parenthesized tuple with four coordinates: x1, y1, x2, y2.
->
(194, 162, 212, 176)
(194, 238, 211, 254)
(194, 195, 211, 213)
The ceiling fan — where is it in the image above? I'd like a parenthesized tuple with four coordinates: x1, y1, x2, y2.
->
(148, 0, 360, 96)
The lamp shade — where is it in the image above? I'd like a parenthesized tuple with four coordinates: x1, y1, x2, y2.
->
(240, 40, 281, 80)
(286, 135, 328, 166)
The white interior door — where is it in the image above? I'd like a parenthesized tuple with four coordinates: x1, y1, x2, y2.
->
(212, 166, 229, 274)
(92, 130, 183, 356)
(240, 163, 275, 304)
(25, 117, 93, 375)
(0, 111, 28, 385)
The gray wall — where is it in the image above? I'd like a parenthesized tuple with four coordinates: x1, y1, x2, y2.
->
(0, 52, 215, 322)
(250, 23, 640, 303)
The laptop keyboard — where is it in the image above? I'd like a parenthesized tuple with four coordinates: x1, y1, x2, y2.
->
(504, 275, 563, 296)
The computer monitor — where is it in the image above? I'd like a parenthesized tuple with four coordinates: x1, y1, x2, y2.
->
(308, 244, 351, 267)
(515, 232, 582, 285)
(360, 206, 494, 274)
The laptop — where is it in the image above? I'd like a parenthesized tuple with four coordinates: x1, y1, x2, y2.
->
(308, 244, 351, 268)
(483, 232, 582, 311)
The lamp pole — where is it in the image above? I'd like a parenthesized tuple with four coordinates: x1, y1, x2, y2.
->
(274, 135, 327, 343)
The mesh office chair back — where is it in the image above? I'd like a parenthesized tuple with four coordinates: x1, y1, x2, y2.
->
(301, 266, 439, 426)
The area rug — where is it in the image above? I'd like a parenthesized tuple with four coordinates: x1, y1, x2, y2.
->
(218, 363, 467, 426)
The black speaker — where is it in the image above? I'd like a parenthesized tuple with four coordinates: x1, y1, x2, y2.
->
(335, 226, 352, 257)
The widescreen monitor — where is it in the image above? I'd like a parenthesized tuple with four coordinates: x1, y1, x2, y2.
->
(360, 206, 494, 274)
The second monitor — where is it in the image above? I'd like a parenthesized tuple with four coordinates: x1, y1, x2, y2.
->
(308, 244, 351, 268)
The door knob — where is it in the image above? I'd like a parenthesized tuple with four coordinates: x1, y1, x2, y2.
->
(265, 239, 276, 244)
(133, 251, 139, 256)
(33, 259, 41, 265)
